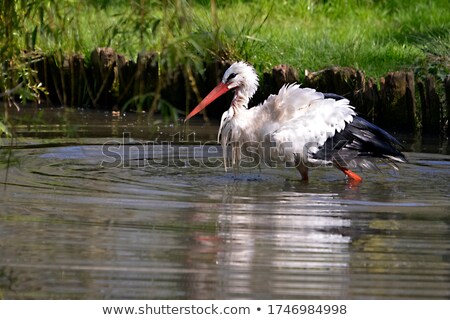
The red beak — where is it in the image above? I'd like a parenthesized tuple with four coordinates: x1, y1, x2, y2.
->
(185, 82, 230, 122)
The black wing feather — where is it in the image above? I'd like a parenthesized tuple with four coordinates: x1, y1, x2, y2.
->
(313, 115, 407, 167)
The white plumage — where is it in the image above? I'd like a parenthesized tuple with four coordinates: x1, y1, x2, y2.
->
(186, 61, 406, 182)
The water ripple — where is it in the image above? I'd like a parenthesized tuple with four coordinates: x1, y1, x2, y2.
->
(1, 145, 449, 299)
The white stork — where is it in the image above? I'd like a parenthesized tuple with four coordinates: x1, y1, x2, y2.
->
(185, 61, 406, 182)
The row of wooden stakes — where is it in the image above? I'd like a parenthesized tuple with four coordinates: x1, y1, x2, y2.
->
(9, 47, 450, 136)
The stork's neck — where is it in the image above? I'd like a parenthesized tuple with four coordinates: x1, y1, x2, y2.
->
(231, 88, 251, 113)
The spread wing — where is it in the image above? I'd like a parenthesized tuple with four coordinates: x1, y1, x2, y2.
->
(218, 84, 404, 171)
(266, 85, 356, 164)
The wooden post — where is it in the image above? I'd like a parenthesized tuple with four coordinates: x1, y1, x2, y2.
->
(418, 75, 441, 135)
(89, 48, 118, 108)
(272, 64, 299, 92)
(304, 67, 367, 115)
(378, 71, 416, 133)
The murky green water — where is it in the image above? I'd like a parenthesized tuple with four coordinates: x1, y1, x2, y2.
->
(1, 110, 450, 299)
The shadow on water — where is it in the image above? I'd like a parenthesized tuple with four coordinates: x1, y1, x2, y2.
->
(0, 110, 450, 299)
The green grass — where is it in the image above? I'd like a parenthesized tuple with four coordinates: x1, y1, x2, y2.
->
(211, 0, 450, 78)
(6, 0, 449, 79)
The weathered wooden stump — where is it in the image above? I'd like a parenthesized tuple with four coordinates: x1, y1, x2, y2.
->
(65, 54, 86, 108)
(253, 65, 298, 109)
(89, 47, 118, 107)
(116, 51, 158, 111)
(159, 66, 186, 114)
(31, 54, 53, 106)
(117, 57, 136, 108)
(272, 64, 299, 92)
(378, 71, 416, 132)
(34, 52, 101, 108)
(39, 55, 62, 106)
(444, 75, 450, 137)
(360, 78, 380, 121)
(304, 67, 364, 95)
(418, 75, 442, 135)
(135, 52, 158, 98)
(304, 67, 367, 114)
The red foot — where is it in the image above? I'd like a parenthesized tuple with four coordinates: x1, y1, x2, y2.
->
(341, 167, 363, 183)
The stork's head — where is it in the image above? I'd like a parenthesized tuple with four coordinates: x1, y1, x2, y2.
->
(185, 61, 259, 121)
(221, 61, 258, 98)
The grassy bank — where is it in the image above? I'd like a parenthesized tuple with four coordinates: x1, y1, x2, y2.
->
(3, 0, 450, 78)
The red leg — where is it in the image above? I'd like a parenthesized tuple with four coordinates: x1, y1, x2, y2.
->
(334, 162, 363, 183)
(340, 167, 363, 183)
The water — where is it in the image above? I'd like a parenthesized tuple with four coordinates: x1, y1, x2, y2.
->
(1, 110, 450, 299)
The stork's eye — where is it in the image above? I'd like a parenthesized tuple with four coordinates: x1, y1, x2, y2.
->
(226, 73, 237, 82)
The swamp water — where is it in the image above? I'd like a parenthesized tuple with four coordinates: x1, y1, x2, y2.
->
(1, 110, 449, 299)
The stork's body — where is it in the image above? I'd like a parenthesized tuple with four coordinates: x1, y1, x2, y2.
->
(185, 62, 406, 182)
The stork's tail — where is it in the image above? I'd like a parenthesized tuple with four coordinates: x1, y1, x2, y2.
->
(313, 115, 407, 169)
